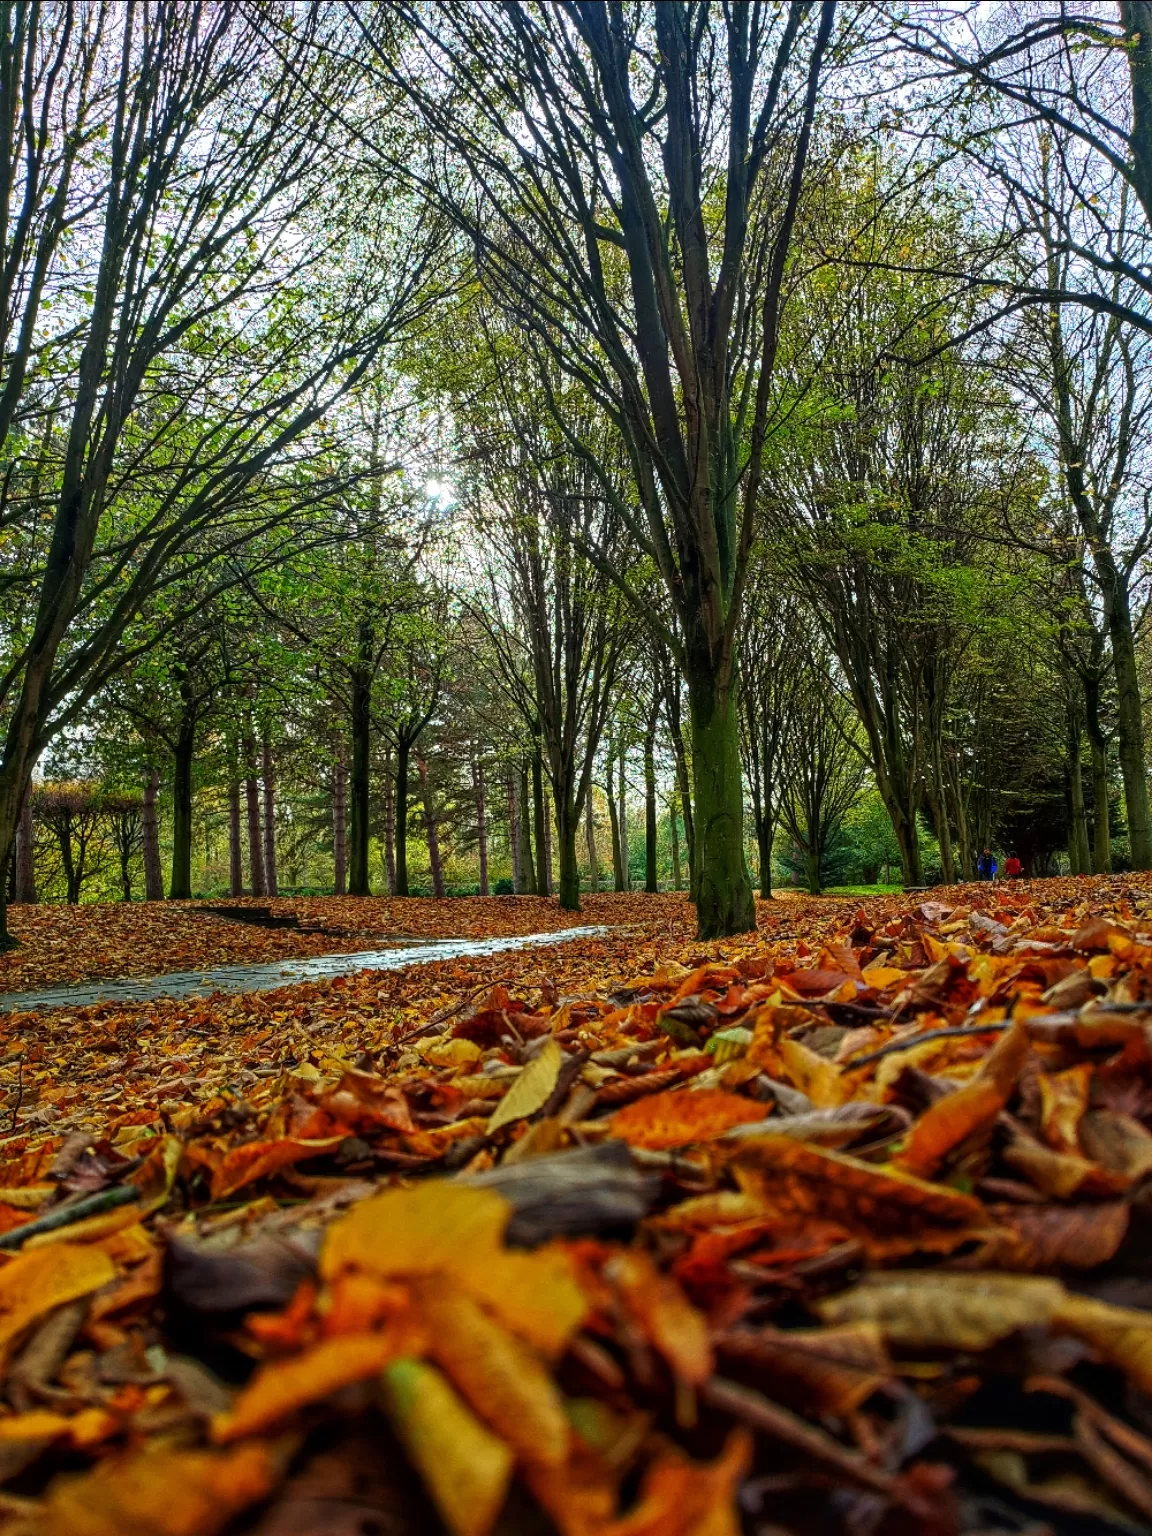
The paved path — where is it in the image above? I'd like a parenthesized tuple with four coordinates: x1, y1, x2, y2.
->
(0, 926, 611, 1013)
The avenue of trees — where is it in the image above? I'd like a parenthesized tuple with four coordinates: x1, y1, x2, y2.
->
(4, 1, 1152, 939)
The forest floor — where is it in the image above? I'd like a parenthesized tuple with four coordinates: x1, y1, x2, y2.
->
(0, 888, 871, 996)
(0, 874, 1150, 1532)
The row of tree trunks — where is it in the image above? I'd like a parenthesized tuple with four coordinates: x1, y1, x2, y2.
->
(473, 757, 489, 896)
(332, 758, 348, 896)
(142, 770, 164, 901)
(14, 788, 35, 904)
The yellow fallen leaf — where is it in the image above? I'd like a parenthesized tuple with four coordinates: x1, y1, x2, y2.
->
(1038, 1063, 1092, 1154)
(0, 1243, 115, 1361)
(1054, 1294, 1152, 1394)
(381, 1357, 513, 1536)
(320, 1179, 586, 1356)
(778, 1037, 847, 1109)
(415, 1275, 569, 1467)
(817, 1272, 1065, 1350)
(29, 1439, 281, 1536)
(213, 1331, 400, 1442)
(423, 1037, 484, 1067)
(488, 1038, 565, 1132)
(321, 1182, 510, 1282)
(465, 1243, 588, 1358)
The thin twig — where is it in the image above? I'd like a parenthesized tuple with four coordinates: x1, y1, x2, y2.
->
(843, 1021, 1012, 1071)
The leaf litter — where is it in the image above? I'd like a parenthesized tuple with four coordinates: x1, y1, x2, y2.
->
(5, 880, 1152, 1529)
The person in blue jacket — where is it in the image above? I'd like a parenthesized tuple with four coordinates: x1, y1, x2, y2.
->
(976, 847, 997, 880)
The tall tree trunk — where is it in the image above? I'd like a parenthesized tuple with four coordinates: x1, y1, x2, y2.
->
(228, 770, 244, 897)
(585, 790, 598, 893)
(616, 748, 629, 891)
(607, 755, 625, 892)
(556, 795, 581, 911)
(509, 773, 522, 893)
(805, 845, 821, 897)
(244, 729, 266, 898)
(474, 757, 489, 895)
(668, 717, 695, 895)
(644, 714, 658, 893)
(170, 712, 197, 901)
(332, 756, 348, 896)
(688, 679, 755, 934)
(394, 738, 411, 898)
(60, 822, 80, 904)
(419, 758, 444, 898)
(1067, 711, 1091, 876)
(532, 749, 548, 896)
(14, 784, 35, 905)
(1109, 596, 1152, 869)
(262, 734, 278, 897)
(517, 762, 537, 894)
(349, 664, 372, 897)
(382, 747, 396, 896)
(669, 796, 682, 892)
(1085, 675, 1112, 874)
(142, 769, 163, 901)
(543, 792, 553, 896)
(756, 815, 773, 901)
(925, 771, 955, 886)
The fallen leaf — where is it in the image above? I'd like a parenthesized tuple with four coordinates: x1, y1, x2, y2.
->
(28, 1439, 283, 1536)
(380, 1357, 513, 1536)
(487, 1039, 565, 1132)
(414, 1274, 569, 1467)
(213, 1332, 401, 1442)
(609, 1088, 766, 1150)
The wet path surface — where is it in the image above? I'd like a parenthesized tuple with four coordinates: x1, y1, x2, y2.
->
(0, 926, 611, 1013)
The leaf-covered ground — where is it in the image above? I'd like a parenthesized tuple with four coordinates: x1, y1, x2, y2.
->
(2, 876, 1152, 1532)
(0, 893, 699, 995)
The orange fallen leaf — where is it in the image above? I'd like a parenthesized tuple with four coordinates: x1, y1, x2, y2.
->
(609, 1087, 766, 1150)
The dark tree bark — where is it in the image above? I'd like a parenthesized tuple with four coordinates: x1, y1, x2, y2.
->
(1084, 673, 1113, 874)
(517, 761, 537, 894)
(13, 784, 35, 905)
(228, 769, 244, 897)
(532, 749, 548, 897)
(419, 758, 445, 899)
(142, 769, 164, 901)
(473, 756, 489, 896)
(349, 633, 373, 896)
(616, 749, 629, 892)
(243, 724, 265, 898)
(394, 738, 411, 898)
(170, 705, 198, 901)
(332, 756, 348, 896)
(669, 795, 682, 892)
(585, 791, 598, 894)
(509, 773, 522, 893)
(606, 745, 625, 894)
(382, 745, 397, 896)
(1066, 704, 1091, 876)
(262, 733, 277, 897)
(644, 705, 658, 893)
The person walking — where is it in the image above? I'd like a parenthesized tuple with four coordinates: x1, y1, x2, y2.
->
(1005, 853, 1023, 879)
(976, 847, 998, 881)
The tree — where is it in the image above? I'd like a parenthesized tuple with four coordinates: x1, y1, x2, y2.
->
(739, 578, 805, 899)
(463, 387, 630, 912)
(778, 642, 868, 894)
(364, 0, 838, 936)
(0, 2, 440, 945)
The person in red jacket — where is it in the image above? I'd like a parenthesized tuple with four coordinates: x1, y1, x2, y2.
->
(1005, 854, 1023, 878)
